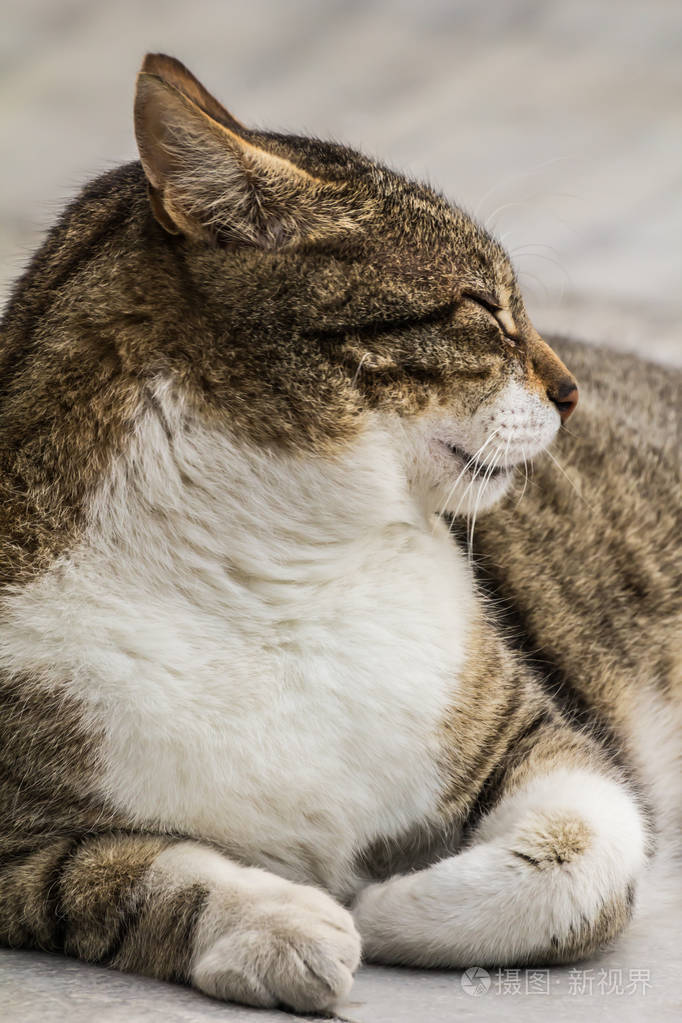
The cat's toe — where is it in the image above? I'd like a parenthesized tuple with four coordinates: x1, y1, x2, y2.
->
(192, 893, 361, 1011)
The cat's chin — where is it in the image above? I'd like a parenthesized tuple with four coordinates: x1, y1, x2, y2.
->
(442, 442, 510, 484)
(412, 437, 517, 519)
(431, 465, 514, 519)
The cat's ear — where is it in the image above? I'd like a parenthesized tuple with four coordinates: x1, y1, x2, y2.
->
(134, 55, 359, 246)
(138, 54, 247, 133)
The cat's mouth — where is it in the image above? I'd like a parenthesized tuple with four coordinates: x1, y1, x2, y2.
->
(444, 443, 510, 479)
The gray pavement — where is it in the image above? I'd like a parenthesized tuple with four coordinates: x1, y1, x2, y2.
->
(2, 943, 679, 1022)
(0, 1, 680, 1021)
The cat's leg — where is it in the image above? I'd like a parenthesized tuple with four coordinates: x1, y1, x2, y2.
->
(0, 833, 360, 1011)
(352, 742, 647, 967)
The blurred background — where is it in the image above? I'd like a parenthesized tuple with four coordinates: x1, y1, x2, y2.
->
(2, 0, 680, 364)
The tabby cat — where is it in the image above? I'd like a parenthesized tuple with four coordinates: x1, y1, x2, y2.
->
(0, 54, 679, 1013)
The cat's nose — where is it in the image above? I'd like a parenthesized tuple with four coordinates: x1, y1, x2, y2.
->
(527, 331, 578, 422)
(548, 377, 579, 422)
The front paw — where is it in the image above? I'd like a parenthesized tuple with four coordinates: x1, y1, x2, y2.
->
(192, 880, 361, 1012)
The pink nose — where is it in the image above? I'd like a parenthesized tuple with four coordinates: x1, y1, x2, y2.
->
(548, 378, 579, 422)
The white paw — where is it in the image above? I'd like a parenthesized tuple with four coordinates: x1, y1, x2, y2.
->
(192, 879, 361, 1012)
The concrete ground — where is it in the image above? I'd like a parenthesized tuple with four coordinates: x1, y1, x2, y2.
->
(1, 944, 679, 1023)
(0, 1, 680, 1020)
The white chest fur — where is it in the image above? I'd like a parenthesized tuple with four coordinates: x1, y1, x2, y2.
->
(1, 391, 475, 894)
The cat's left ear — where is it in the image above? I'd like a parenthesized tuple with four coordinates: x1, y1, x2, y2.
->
(134, 54, 360, 247)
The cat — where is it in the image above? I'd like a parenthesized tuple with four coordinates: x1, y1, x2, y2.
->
(0, 53, 679, 1013)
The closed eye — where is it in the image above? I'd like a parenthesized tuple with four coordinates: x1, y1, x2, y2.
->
(461, 289, 502, 313)
(461, 290, 518, 342)
(311, 291, 516, 345)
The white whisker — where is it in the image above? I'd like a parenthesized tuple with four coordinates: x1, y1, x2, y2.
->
(446, 429, 504, 524)
(351, 353, 369, 389)
(467, 449, 502, 563)
(515, 446, 530, 509)
(433, 428, 503, 528)
(544, 448, 594, 511)
(514, 269, 550, 298)
(472, 155, 585, 221)
(484, 200, 525, 230)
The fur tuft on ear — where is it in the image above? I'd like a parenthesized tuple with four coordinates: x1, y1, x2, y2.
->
(134, 55, 365, 247)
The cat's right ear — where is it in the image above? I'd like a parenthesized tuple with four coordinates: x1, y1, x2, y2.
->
(134, 55, 362, 247)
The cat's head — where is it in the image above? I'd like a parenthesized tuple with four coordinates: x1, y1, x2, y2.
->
(134, 54, 577, 517)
